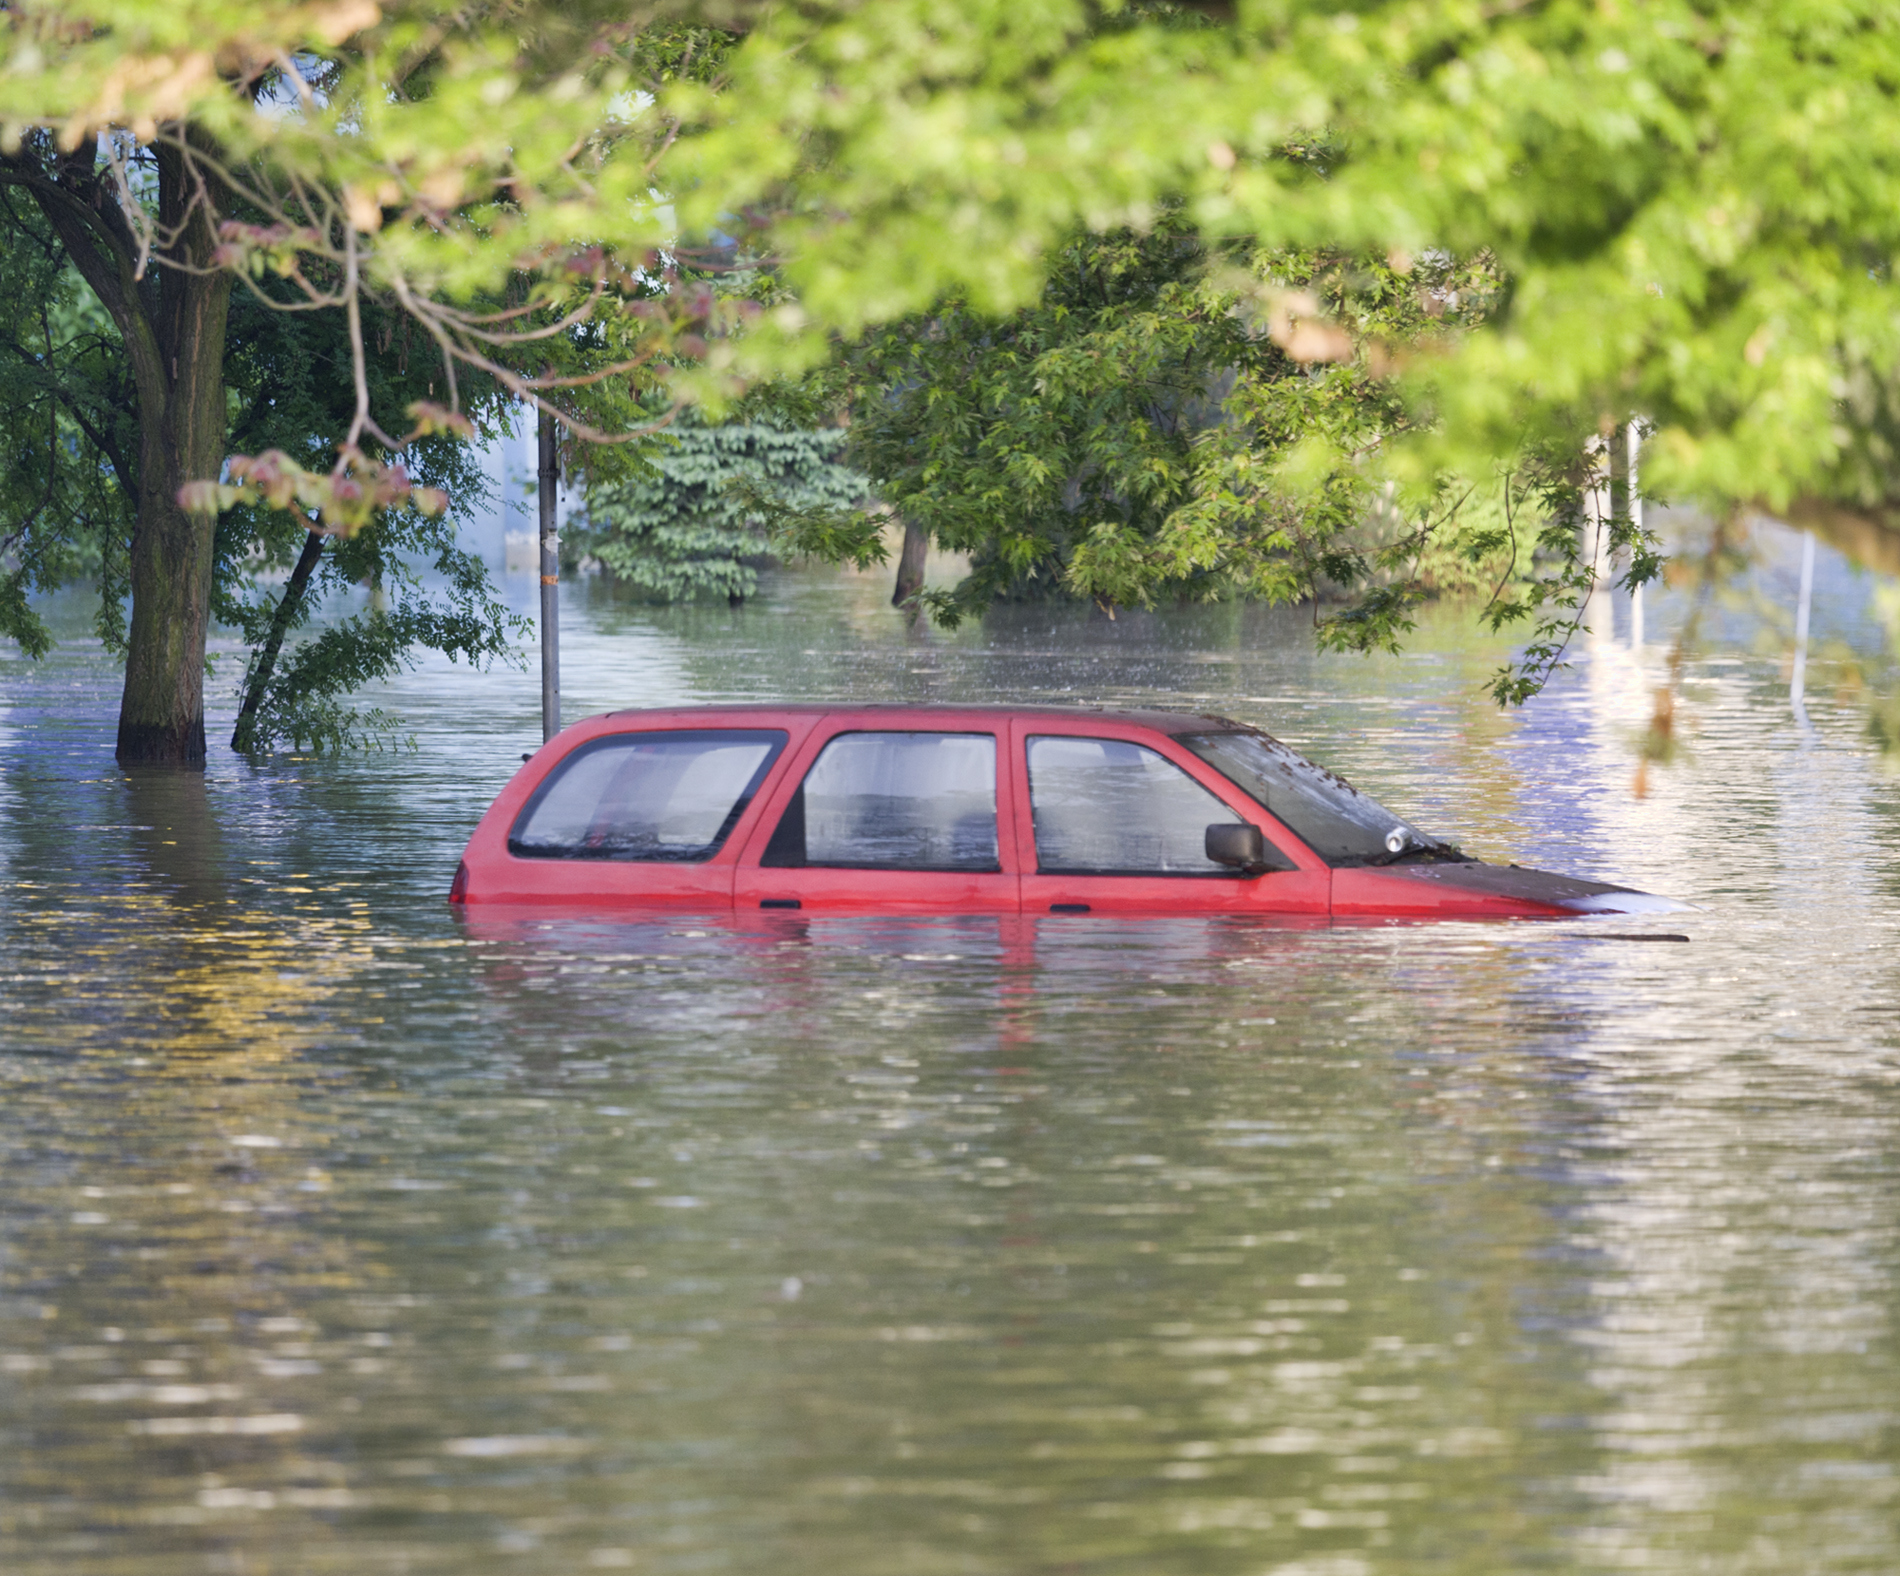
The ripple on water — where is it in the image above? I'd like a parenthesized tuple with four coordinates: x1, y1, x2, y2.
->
(2, 571, 1899, 1575)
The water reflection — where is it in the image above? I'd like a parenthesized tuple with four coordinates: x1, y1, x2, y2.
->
(3, 556, 1900, 1575)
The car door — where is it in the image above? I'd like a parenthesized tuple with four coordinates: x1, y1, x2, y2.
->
(733, 723, 1021, 914)
(1009, 719, 1330, 915)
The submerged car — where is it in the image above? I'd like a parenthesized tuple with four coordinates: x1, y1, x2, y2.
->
(450, 705, 1683, 919)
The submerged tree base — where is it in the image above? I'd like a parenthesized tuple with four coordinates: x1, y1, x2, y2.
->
(116, 720, 207, 769)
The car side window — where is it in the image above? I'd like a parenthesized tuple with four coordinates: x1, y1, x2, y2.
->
(761, 732, 1000, 870)
(1027, 735, 1255, 875)
(509, 730, 786, 861)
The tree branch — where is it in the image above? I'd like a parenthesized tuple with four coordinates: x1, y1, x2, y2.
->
(0, 154, 167, 412)
(231, 528, 327, 751)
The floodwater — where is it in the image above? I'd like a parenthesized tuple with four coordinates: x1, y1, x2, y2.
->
(3, 531, 1900, 1576)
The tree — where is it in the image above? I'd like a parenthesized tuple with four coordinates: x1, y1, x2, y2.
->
(786, 221, 1249, 620)
(673, 0, 1900, 545)
(0, 183, 523, 755)
(574, 415, 868, 604)
(0, 125, 235, 763)
(8, 0, 1900, 752)
(0, 4, 725, 765)
(773, 220, 1543, 648)
(0, 190, 137, 660)
(214, 282, 522, 752)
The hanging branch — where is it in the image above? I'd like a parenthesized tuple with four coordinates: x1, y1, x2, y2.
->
(37, 17, 755, 539)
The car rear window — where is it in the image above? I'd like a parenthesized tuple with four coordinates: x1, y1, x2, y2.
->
(509, 730, 787, 861)
(761, 732, 999, 870)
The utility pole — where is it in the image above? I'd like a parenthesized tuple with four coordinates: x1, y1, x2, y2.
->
(1581, 433, 1612, 646)
(538, 404, 561, 743)
(1627, 423, 1644, 648)
(1609, 421, 1644, 647)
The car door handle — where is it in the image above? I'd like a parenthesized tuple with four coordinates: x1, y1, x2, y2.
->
(1049, 903, 1090, 914)
(760, 898, 802, 910)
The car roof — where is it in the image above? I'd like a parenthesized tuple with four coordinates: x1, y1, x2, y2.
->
(594, 703, 1248, 737)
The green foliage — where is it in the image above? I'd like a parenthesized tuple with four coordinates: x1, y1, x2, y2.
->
(1, 0, 1894, 719)
(672, 0, 1900, 535)
(230, 550, 523, 751)
(1404, 487, 1538, 601)
(212, 278, 525, 749)
(574, 417, 869, 602)
(8, 0, 1900, 539)
(0, 191, 136, 658)
(816, 220, 1246, 621)
(1174, 243, 1512, 651)
(0, 182, 524, 748)
(780, 219, 1544, 639)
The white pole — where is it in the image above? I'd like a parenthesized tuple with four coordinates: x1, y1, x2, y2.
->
(1627, 423, 1644, 649)
(538, 406, 561, 743)
(1582, 435, 1611, 646)
(1790, 528, 1815, 711)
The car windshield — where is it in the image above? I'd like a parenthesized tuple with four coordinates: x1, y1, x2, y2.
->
(1181, 730, 1446, 866)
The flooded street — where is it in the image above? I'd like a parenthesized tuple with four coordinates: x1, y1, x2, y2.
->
(4, 544, 1900, 1575)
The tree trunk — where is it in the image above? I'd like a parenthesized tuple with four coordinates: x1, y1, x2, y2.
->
(21, 130, 233, 768)
(119, 141, 232, 766)
(118, 357, 227, 765)
(231, 529, 326, 751)
(891, 516, 928, 607)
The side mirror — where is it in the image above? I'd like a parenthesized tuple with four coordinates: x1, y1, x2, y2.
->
(1205, 822, 1270, 875)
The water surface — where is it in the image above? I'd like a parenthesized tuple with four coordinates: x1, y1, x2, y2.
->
(3, 549, 1898, 1576)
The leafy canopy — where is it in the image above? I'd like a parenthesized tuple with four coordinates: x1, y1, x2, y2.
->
(670, 0, 1900, 537)
(3, 0, 1899, 604)
(772, 221, 1585, 683)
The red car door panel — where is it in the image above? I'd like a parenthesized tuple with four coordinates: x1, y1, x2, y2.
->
(734, 718, 1020, 914)
(1008, 720, 1329, 916)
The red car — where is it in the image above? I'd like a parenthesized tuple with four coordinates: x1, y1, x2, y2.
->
(449, 705, 1683, 920)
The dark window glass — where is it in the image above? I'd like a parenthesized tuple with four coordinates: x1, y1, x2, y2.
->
(509, 730, 785, 861)
(1027, 736, 1251, 875)
(761, 732, 999, 870)
(1182, 730, 1439, 865)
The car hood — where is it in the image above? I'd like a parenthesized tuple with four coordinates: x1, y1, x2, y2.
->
(1357, 860, 1693, 915)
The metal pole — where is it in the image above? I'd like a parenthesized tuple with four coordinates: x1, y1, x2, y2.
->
(538, 405, 561, 743)
(1626, 422, 1644, 649)
(1791, 528, 1815, 710)
(1608, 423, 1631, 646)
(1581, 433, 1611, 647)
